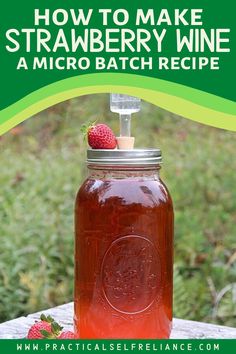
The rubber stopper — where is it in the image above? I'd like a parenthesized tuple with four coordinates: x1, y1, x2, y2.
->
(116, 137, 135, 150)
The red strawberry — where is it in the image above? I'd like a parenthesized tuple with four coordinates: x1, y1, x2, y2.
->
(27, 314, 63, 339)
(58, 331, 76, 339)
(27, 321, 52, 339)
(81, 123, 116, 149)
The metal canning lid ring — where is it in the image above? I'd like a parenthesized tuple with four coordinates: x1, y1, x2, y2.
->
(87, 148, 162, 165)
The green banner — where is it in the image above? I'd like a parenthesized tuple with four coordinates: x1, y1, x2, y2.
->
(0, 339, 235, 354)
(0, 0, 236, 134)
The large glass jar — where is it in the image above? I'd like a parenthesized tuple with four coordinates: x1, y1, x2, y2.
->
(74, 149, 174, 339)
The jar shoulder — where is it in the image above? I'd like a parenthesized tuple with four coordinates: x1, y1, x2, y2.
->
(76, 177, 173, 208)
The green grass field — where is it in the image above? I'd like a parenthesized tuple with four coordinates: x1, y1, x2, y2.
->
(0, 94, 236, 326)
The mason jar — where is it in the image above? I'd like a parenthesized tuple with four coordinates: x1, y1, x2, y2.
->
(74, 149, 174, 338)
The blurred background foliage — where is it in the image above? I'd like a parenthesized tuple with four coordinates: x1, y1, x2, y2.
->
(0, 94, 236, 326)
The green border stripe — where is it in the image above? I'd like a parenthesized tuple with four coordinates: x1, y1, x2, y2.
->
(1, 74, 236, 119)
(0, 73, 236, 135)
(1, 85, 236, 135)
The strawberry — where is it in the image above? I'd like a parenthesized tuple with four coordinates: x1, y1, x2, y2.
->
(58, 331, 76, 339)
(27, 321, 52, 339)
(81, 122, 116, 149)
(27, 314, 63, 339)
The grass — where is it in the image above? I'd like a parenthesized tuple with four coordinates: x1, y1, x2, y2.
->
(0, 94, 236, 326)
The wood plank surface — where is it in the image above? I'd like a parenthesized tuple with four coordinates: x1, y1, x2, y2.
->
(0, 303, 235, 339)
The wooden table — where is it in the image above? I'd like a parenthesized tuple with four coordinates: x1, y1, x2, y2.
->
(0, 303, 236, 339)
